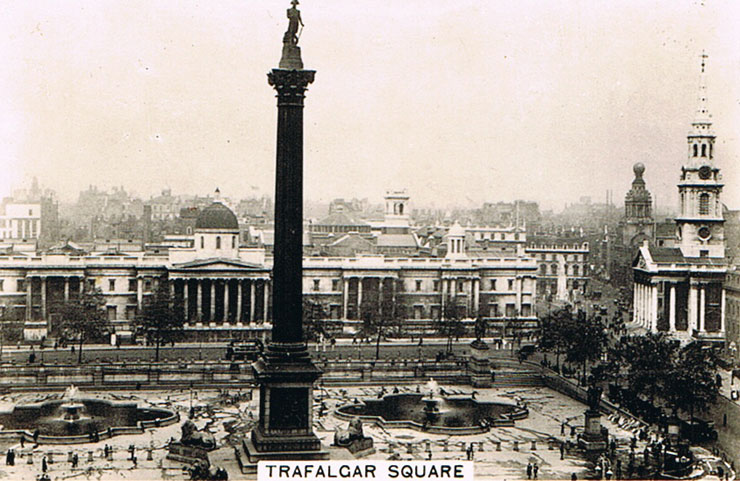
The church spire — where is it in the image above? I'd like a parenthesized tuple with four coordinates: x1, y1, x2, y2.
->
(694, 51, 711, 123)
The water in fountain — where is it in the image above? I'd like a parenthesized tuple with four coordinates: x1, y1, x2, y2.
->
(59, 385, 87, 423)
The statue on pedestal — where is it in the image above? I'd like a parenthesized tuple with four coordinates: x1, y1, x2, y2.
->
(283, 0, 303, 46)
(587, 384, 602, 412)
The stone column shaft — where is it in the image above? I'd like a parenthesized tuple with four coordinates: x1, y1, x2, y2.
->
(669, 285, 676, 332)
(699, 286, 706, 332)
(64, 277, 70, 302)
(236, 280, 243, 324)
(224, 280, 230, 324)
(342, 278, 349, 320)
(210, 281, 216, 323)
(250, 280, 256, 323)
(184, 281, 189, 323)
(41, 277, 47, 321)
(25, 277, 32, 321)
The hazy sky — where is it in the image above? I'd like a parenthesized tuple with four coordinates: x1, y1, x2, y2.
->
(1, 0, 739, 212)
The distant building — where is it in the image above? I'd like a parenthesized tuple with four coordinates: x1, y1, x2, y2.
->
(0, 201, 539, 342)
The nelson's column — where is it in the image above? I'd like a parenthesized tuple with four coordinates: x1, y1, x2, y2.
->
(243, 0, 327, 462)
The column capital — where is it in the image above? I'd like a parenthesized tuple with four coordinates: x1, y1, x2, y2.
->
(268, 69, 316, 107)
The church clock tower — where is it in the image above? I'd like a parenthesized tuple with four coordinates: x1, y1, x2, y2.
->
(676, 52, 725, 259)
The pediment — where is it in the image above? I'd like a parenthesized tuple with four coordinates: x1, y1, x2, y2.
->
(173, 257, 264, 271)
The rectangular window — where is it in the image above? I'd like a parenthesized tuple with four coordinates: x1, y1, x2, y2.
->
(490, 279, 497, 291)
(700, 250, 709, 258)
(107, 305, 117, 321)
(313, 279, 320, 291)
(508, 279, 514, 290)
(126, 306, 137, 320)
(433, 280, 440, 292)
(0, 279, 3, 291)
(88, 279, 96, 290)
(415, 280, 422, 291)
(521, 304, 532, 317)
(414, 305, 423, 319)
(109, 279, 116, 291)
(489, 304, 500, 317)
(332, 279, 340, 291)
(128, 279, 137, 292)
(431, 305, 440, 319)
(506, 303, 516, 317)
(17, 279, 25, 292)
(144, 280, 152, 291)
(457, 281, 464, 292)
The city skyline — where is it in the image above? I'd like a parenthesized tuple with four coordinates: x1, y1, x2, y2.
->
(1, 0, 739, 212)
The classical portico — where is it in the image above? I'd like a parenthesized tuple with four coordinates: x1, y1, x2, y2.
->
(169, 260, 271, 326)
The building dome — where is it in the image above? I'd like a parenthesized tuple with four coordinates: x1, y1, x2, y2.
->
(195, 202, 239, 230)
(633, 162, 645, 178)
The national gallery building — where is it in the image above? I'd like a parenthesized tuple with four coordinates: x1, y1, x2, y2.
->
(0, 202, 539, 342)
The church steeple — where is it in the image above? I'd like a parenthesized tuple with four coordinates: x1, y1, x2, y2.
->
(676, 51, 725, 259)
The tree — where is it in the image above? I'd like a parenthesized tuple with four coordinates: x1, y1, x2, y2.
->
(665, 342, 720, 422)
(562, 310, 608, 384)
(434, 294, 466, 354)
(359, 295, 398, 360)
(134, 282, 184, 362)
(537, 306, 575, 371)
(56, 287, 108, 363)
(303, 298, 328, 343)
(612, 333, 679, 405)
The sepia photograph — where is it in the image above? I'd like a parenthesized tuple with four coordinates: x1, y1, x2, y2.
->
(0, 0, 739, 479)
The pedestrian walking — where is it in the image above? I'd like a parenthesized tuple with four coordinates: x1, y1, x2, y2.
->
(42, 456, 48, 473)
(526, 462, 532, 479)
(533, 463, 539, 479)
(560, 442, 565, 460)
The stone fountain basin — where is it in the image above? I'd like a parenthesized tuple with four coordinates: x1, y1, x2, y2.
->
(335, 393, 528, 435)
(0, 397, 179, 444)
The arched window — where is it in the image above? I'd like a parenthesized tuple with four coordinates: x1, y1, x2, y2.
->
(693, 144, 698, 157)
(551, 264, 557, 275)
(699, 193, 710, 215)
(540, 265, 547, 275)
(216, 236, 221, 249)
(398, 204, 404, 215)
(701, 144, 707, 157)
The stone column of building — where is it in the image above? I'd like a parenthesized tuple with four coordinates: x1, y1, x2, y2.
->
(183, 281, 189, 324)
(197, 280, 203, 325)
(224, 279, 230, 324)
(688, 282, 698, 332)
(651, 283, 659, 332)
(25, 277, 32, 321)
(64, 277, 70, 302)
(263, 281, 269, 323)
(472, 278, 480, 316)
(721, 289, 726, 333)
(41, 277, 47, 321)
(236, 280, 243, 325)
(137, 278, 143, 311)
(250, 280, 256, 324)
(669, 284, 676, 332)
(356, 277, 363, 320)
(515, 277, 522, 313)
(699, 285, 706, 332)
(633, 283, 638, 325)
(247, 9, 324, 457)
(210, 280, 216, 324)
(342, 278, 349, 320)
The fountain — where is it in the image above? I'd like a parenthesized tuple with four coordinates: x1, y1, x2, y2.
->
(59, 385, 86, 422)
(0, 386, 179, 443)
(421, 379, 447, 423)
(336, 379, 528, 435)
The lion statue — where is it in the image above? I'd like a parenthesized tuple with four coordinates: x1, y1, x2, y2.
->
(180, 420, 216, 450)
